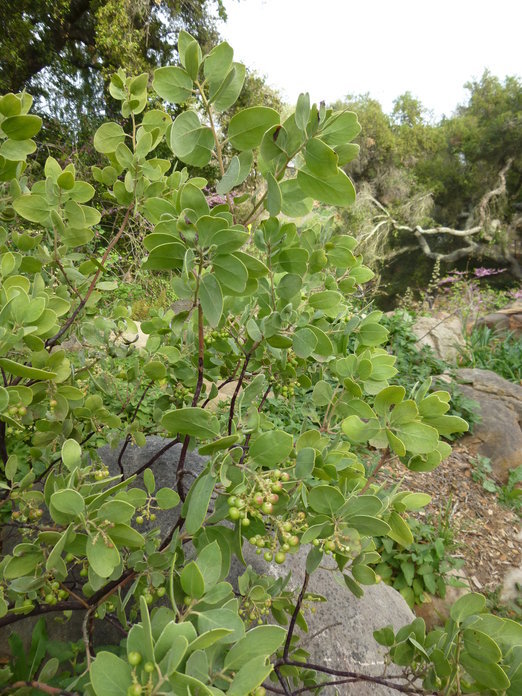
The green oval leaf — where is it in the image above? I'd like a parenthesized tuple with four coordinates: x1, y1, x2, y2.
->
(161, 407, 219, 439)
(93, 122, 126, 154)
(228, 107, 280, 150)
(153, 66, 193, 103)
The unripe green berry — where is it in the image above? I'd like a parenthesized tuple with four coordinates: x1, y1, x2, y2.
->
(263, 551, 273, 562)
(128, 651, 142, 666)
(127, 686, 142, 696)
(228, 506, 241, 520)
(143, 661, 155, 674)
(261, 502, 273, 514)
(275, 552, 286, 564)
(135, 516, 144, 525)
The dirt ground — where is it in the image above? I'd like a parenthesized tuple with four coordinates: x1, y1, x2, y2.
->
(376, 444, 521, 596)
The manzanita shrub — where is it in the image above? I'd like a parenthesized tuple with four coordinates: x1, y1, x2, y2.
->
(0, 32, 520, 696)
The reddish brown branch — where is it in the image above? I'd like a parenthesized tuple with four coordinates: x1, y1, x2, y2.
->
(46, 204, 134, 348)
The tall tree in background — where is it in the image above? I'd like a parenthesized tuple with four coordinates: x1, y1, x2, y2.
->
(0, 0, 227, 121)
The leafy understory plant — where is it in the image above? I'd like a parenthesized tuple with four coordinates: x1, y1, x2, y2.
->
(0, 32, 519, 696)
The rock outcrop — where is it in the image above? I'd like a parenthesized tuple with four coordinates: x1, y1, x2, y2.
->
(412, 313, 465, 362)
(455, 368, 522, 481)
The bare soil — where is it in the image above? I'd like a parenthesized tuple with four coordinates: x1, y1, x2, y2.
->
(377, 444, 521, 594)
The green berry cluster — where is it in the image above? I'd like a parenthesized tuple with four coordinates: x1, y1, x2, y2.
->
(204, 329, 228, 346)
(226, 468, 292, 526)
(280, 382, 296, 398)
(125, 650, 157, 696)
(239, 596, 272, 625)
(225, 468, 312, 566)
(286, 350, 298, 368)
(172, 383, 191, 403)
(40, 579, 69, 605)
(94, 467, 110, 481)
(11, 492, 43, 523)
(6, 404, 27, 418)
(140, 583, 166, 606)
(312, 535, 351, 555)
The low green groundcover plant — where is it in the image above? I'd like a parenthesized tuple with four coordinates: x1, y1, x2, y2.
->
(0, 33, 520, 695)
(375, 515, 466, 609)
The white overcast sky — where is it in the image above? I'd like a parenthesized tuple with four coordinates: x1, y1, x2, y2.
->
(219, 0, 521, 119)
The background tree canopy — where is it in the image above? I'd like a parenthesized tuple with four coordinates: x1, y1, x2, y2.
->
(335, 72, 522, 300)
(0, 0, 227, 121)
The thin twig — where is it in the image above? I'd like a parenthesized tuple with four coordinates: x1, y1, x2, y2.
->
(46, 204, 134, 348)
(284, 572, 309, 659)
(277, 660, 430, 695)
(118, 381, 153, 477)
(361, 448, 390, 493)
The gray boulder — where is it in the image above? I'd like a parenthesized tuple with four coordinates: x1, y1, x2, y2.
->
(237, 546, 415, 696)
(474, 300, 522, 337)
(455, 368, 522, 481)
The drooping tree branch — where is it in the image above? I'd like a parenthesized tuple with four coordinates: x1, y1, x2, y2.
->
(364, 159, 521, 278)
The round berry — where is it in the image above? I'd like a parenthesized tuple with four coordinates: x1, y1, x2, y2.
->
(135, 516, 144, 525)
(128, 651, 142, 666)
(143, 661, 155, 674)
(156, 586, 166, 598)
(261, 502, 273, 515)
(227, 496, 238, 507)
(127, 686, 142, 696)
(228, 506, 241, 521)
(288, 535, 299, 547)
(275, 552, 286, 564)
(263, 551, 273, 562)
